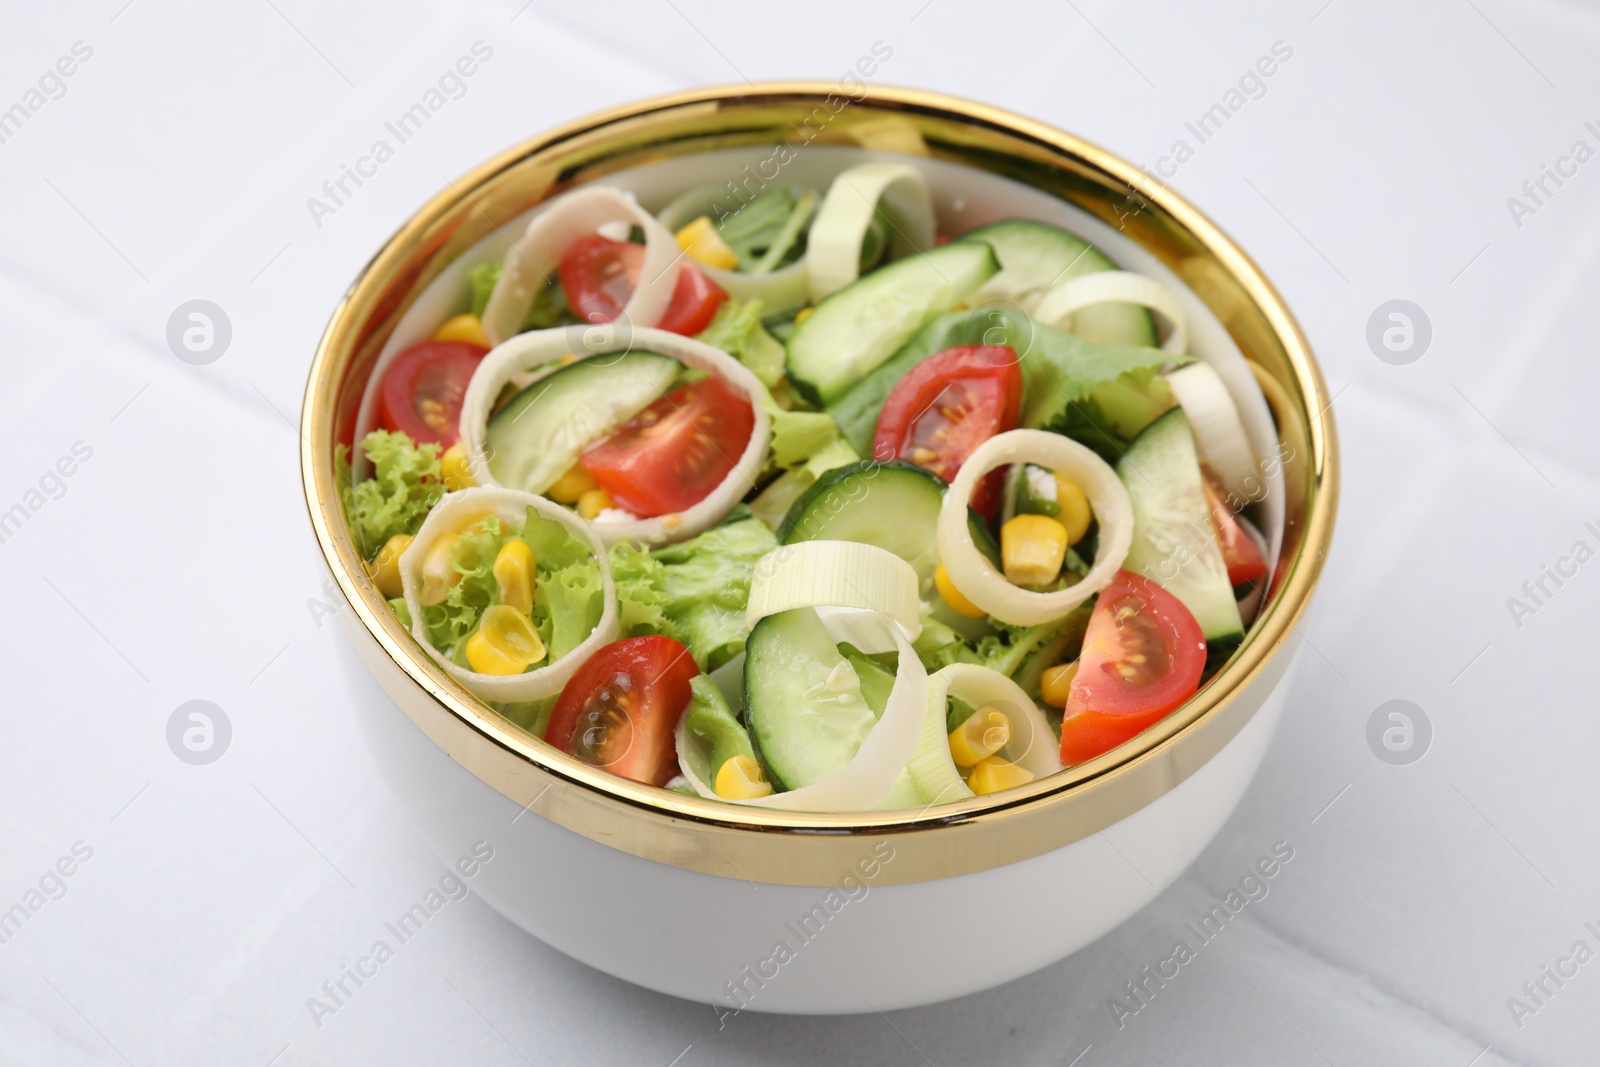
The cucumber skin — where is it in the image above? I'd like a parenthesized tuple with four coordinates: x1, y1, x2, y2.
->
(785, 242, 1000, 406)
(1116, 408, 1244, 644)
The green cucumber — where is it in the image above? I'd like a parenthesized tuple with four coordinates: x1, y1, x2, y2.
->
(745, 608, 879, 791)
(786, 241, 1000, 405)
(1116, 408, 1243, 646)
(484, 352, 678, 493)
(961, 219, 1156, 347)
(776, 460, 999, 601)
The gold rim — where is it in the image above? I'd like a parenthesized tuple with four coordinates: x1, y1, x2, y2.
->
(300, 83, 1338, 887)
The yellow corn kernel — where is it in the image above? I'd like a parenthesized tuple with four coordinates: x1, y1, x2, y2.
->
(793, 307, 813, 325)
(419, 533, 461, 605)
(1039, 660, 1080, 708)
(968, 756, 1035, 796)
(465, 605, 547, 675)
(440, 443, 475, 491)
(1053, 474, 1092, 545)
(715, 754, 773, 799)
(577, 488, 612, 520)
(948, 707, 1011, 768)
(546, 464, 599, 504)
(432, 313, 490, 348)
(1001, 513, 1069, 587)
(935, 563, 985, 618)
(493, 539, 536, 615)
(367, 533, 412, 598)
(675, 216, 740, 271)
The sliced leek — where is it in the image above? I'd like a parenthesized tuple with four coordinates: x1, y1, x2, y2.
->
(1032, 270, 1188, 354)
(937, 430, 1132, 626)
(397, 487, 618, 703)
(458, 324, 771, 546)
(929, 664, 1061, 779)
(806, 163, 936, 301)
(1163, 361, 1258, 502)
(481, 186, 681, 346)
(745, 540, 921, 639)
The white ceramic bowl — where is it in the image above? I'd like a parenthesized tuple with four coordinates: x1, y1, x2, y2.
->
(301, 85, 1337, 1014)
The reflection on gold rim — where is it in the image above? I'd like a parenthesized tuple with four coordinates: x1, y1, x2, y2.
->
(300, 83, 1338, 887)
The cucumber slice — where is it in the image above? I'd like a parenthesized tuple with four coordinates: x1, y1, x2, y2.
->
(776, 460, 999, 601)
(483, 352, 678, 494)
(962, 219, 1156, 347)
(1116, 408, 1243, 645)
(745, 608, 879, 792)
(786, 241, 999, 405)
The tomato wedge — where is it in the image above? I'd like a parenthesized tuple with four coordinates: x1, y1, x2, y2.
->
(376, 340, 487, 448)
(872, 345, 1023, 518)
(545, 636, 699, 787)
(1202, 473, 1268, 587)
(580, 376, 755, 517)
(1059, 570, 1207, 765)
(559, 233, 727, 335)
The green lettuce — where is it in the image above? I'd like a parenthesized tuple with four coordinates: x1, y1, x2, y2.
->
(826, 307, 1180, 458)
(466, 261, 572, 331)
(342, 430, 444, 559)
(608, 509, 777, 669)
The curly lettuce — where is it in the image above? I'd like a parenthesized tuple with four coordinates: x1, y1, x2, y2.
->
(342, 430, 444, 559)
(608, 508, 777, 670)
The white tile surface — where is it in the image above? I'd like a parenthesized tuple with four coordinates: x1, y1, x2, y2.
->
(2, 0, 1597, 1063)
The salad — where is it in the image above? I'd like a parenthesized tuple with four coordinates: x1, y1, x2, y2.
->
(339, 157, 1275, 813)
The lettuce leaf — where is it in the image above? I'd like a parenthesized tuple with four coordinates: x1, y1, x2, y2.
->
(466, 261, 572, 331)
(608, 509, 777, 670)
(343, 430, 445, 559)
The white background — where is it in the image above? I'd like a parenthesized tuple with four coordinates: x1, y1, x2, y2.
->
(2, 1, 1598, 1064)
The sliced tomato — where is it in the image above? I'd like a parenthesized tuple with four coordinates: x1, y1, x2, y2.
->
(1059, 570, 1208, 766)
(559, 234, 727, 334)
(1201, 473, 1268, 587)
(871, 345, 1023, 518)
(376, 340, 487, 448)
(580, 376, 755, 518)
(544, 636, 699, 787)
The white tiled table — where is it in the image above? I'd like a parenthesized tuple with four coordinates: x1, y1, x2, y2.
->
(3, 1, 1597, 1063)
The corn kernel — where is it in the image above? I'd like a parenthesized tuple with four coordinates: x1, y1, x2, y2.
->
(935, 563, 985, 618)
(793, 307, 813, 325)
(675, 216, 740, 271)
(968, 756, 1035, 796)
(465, 605, 547, 675)
(1001, 513, 1069, 587)
(577, 488, 612, 520)
(1039, 660, 1079, 708)
(419, 533, 461, 605)
(948, 706, 1011, 768)
(432, 313, 490, 348)
(493, 539, 536, 615)
(547, 464, 599, 504)
(440, 443, 475, 491)
(367, 533, 412, 597)
(1053, 474, 1092, 545)
(715, 754, 773, 799)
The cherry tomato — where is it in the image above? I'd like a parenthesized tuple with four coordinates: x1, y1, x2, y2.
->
(544, 636, 699, 787)
(580, 376, 755, 517)
(872, 345, 1022, 518)
(1202, 474, 1268, 587)
(376, 340, 487, 448)
(558, 234, 727, 335)
(1058, 570, 1207, 766)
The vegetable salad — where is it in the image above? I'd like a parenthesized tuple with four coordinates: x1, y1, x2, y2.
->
(340, 157, 1274, 813)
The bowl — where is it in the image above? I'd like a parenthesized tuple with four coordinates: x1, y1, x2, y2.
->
(300, 83, 1337, 1014)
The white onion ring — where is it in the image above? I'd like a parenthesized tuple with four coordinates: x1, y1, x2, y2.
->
(929, 664, 1061, 779)
(656, 184, 812, 316)
(481, 187, 682, 347)
(398, 487, 618, 703)
(806, 163, 936, 301)
(1163, 361, 1257, 501)
(1032, 270, 1188, 354)
(937, 430, 1133, 626)
(458, 324, 771, 546)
